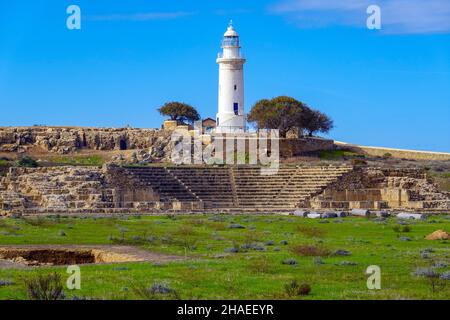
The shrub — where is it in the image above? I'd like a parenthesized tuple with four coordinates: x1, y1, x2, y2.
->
(413, 267, 444, 293)
(402, 225, 412, 233)
(296, 225, 326, 238)
(441, 271, 450, 280)
(229, 223, 245, 229)
(393, 225, 412, 233)
(175, 225, 196, 236)
(224, 247, 239, 253)
(313, 257, 325, 265)
(284, 280, 311, 297)
(291, 245, 330, 257)
(132, 281, 180, 300)
(433, 261, 448, 268)
(25, 273, 65, 300)
(333, 249, 351, 256)
(248, 257, 272, 274)
(22, 216, 53, 227)
(282, 258, 298, 265)
(0, 279, 14, 286)
(17, 156, 38, 168)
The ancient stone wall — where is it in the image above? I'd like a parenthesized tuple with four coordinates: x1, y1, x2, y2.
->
(1, 164, 449, 216)
(0, 126, 173, 155)
(0, 126, 335, 163)
(310, 167, 450, 211)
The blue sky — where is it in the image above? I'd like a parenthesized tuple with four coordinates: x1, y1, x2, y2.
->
(0, 0, 449, 152)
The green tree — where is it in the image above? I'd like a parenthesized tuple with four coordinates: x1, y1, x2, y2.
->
(158, 102, 200, 125)
(303, 109, 334, 136)
(247, 96, 305, 137)
(248, 96, 333, 138)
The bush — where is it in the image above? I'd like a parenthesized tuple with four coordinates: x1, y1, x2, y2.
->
(282, 258, 298, 265)
(248, 257, 272, 274)
(132, 281, 180, 300)
(333, 249, 351, 256)
(0, 279, 14, 286)
(441, 271, 450, 280)
(413, 267, 444, 293)
(402, 225, 412, 232)
(22, 216, 54, 227)
(229, 223, 245, 229)
(25, 273, 65, 300)
(291, 245, 330, 257)
(284, 280, 311, 297)
(393, 225, 412, 233)
(17, 156, 38, 168)
(296, 225, 326, 238)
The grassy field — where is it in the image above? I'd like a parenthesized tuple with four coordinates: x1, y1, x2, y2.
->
(0, 214, 449, 300)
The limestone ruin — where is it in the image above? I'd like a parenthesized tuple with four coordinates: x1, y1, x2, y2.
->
(1, 164, 448, 216)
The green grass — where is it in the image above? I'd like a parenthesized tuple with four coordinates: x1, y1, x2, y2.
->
(429, 171, 450, 192)
(0, 215, 449, 300)
(0, 160, 9, 167)
(48, 155, 104, 167)
(318, 150, 364, 160)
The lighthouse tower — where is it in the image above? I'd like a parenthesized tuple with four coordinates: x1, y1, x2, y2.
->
(216, 21, 246, 133)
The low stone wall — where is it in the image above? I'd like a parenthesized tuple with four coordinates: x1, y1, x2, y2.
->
(280, 137, 334, 157)
(335, 142, 450, 161)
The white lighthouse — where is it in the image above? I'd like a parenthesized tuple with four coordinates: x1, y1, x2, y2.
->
(216, 21, 246, 133)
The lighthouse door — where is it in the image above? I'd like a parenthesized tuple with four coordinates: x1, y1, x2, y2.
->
(233, 103, 239, 115)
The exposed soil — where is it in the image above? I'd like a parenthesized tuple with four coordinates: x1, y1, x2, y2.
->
(0, 245, 184, 268)
(425, 230, 450, 240)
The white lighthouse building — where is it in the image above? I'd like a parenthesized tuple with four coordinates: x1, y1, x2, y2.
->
(215, 21, 246, 133)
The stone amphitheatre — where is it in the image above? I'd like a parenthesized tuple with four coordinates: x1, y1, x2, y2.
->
(1, 126, 449, 217)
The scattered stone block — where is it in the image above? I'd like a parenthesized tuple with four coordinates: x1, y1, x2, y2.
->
(375, 211, 390, 218)
(322, 212, 338, 219)
(351, 209, 370, 217)
(293, 210, 309, 217)
(397, 212, 426, 220)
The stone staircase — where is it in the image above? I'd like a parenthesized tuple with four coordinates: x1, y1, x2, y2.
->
(166, 167, 235, 209)
(1, 165, 447, 215)
(231, 165, 354, 209)
(122, 166, 199, 203)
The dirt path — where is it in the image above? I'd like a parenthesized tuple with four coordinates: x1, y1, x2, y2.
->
(0, 245, 184, 268)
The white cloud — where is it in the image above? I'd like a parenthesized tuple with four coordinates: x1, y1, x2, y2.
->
(270, 0, 450, 34)
(86, 11, 195, 22)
